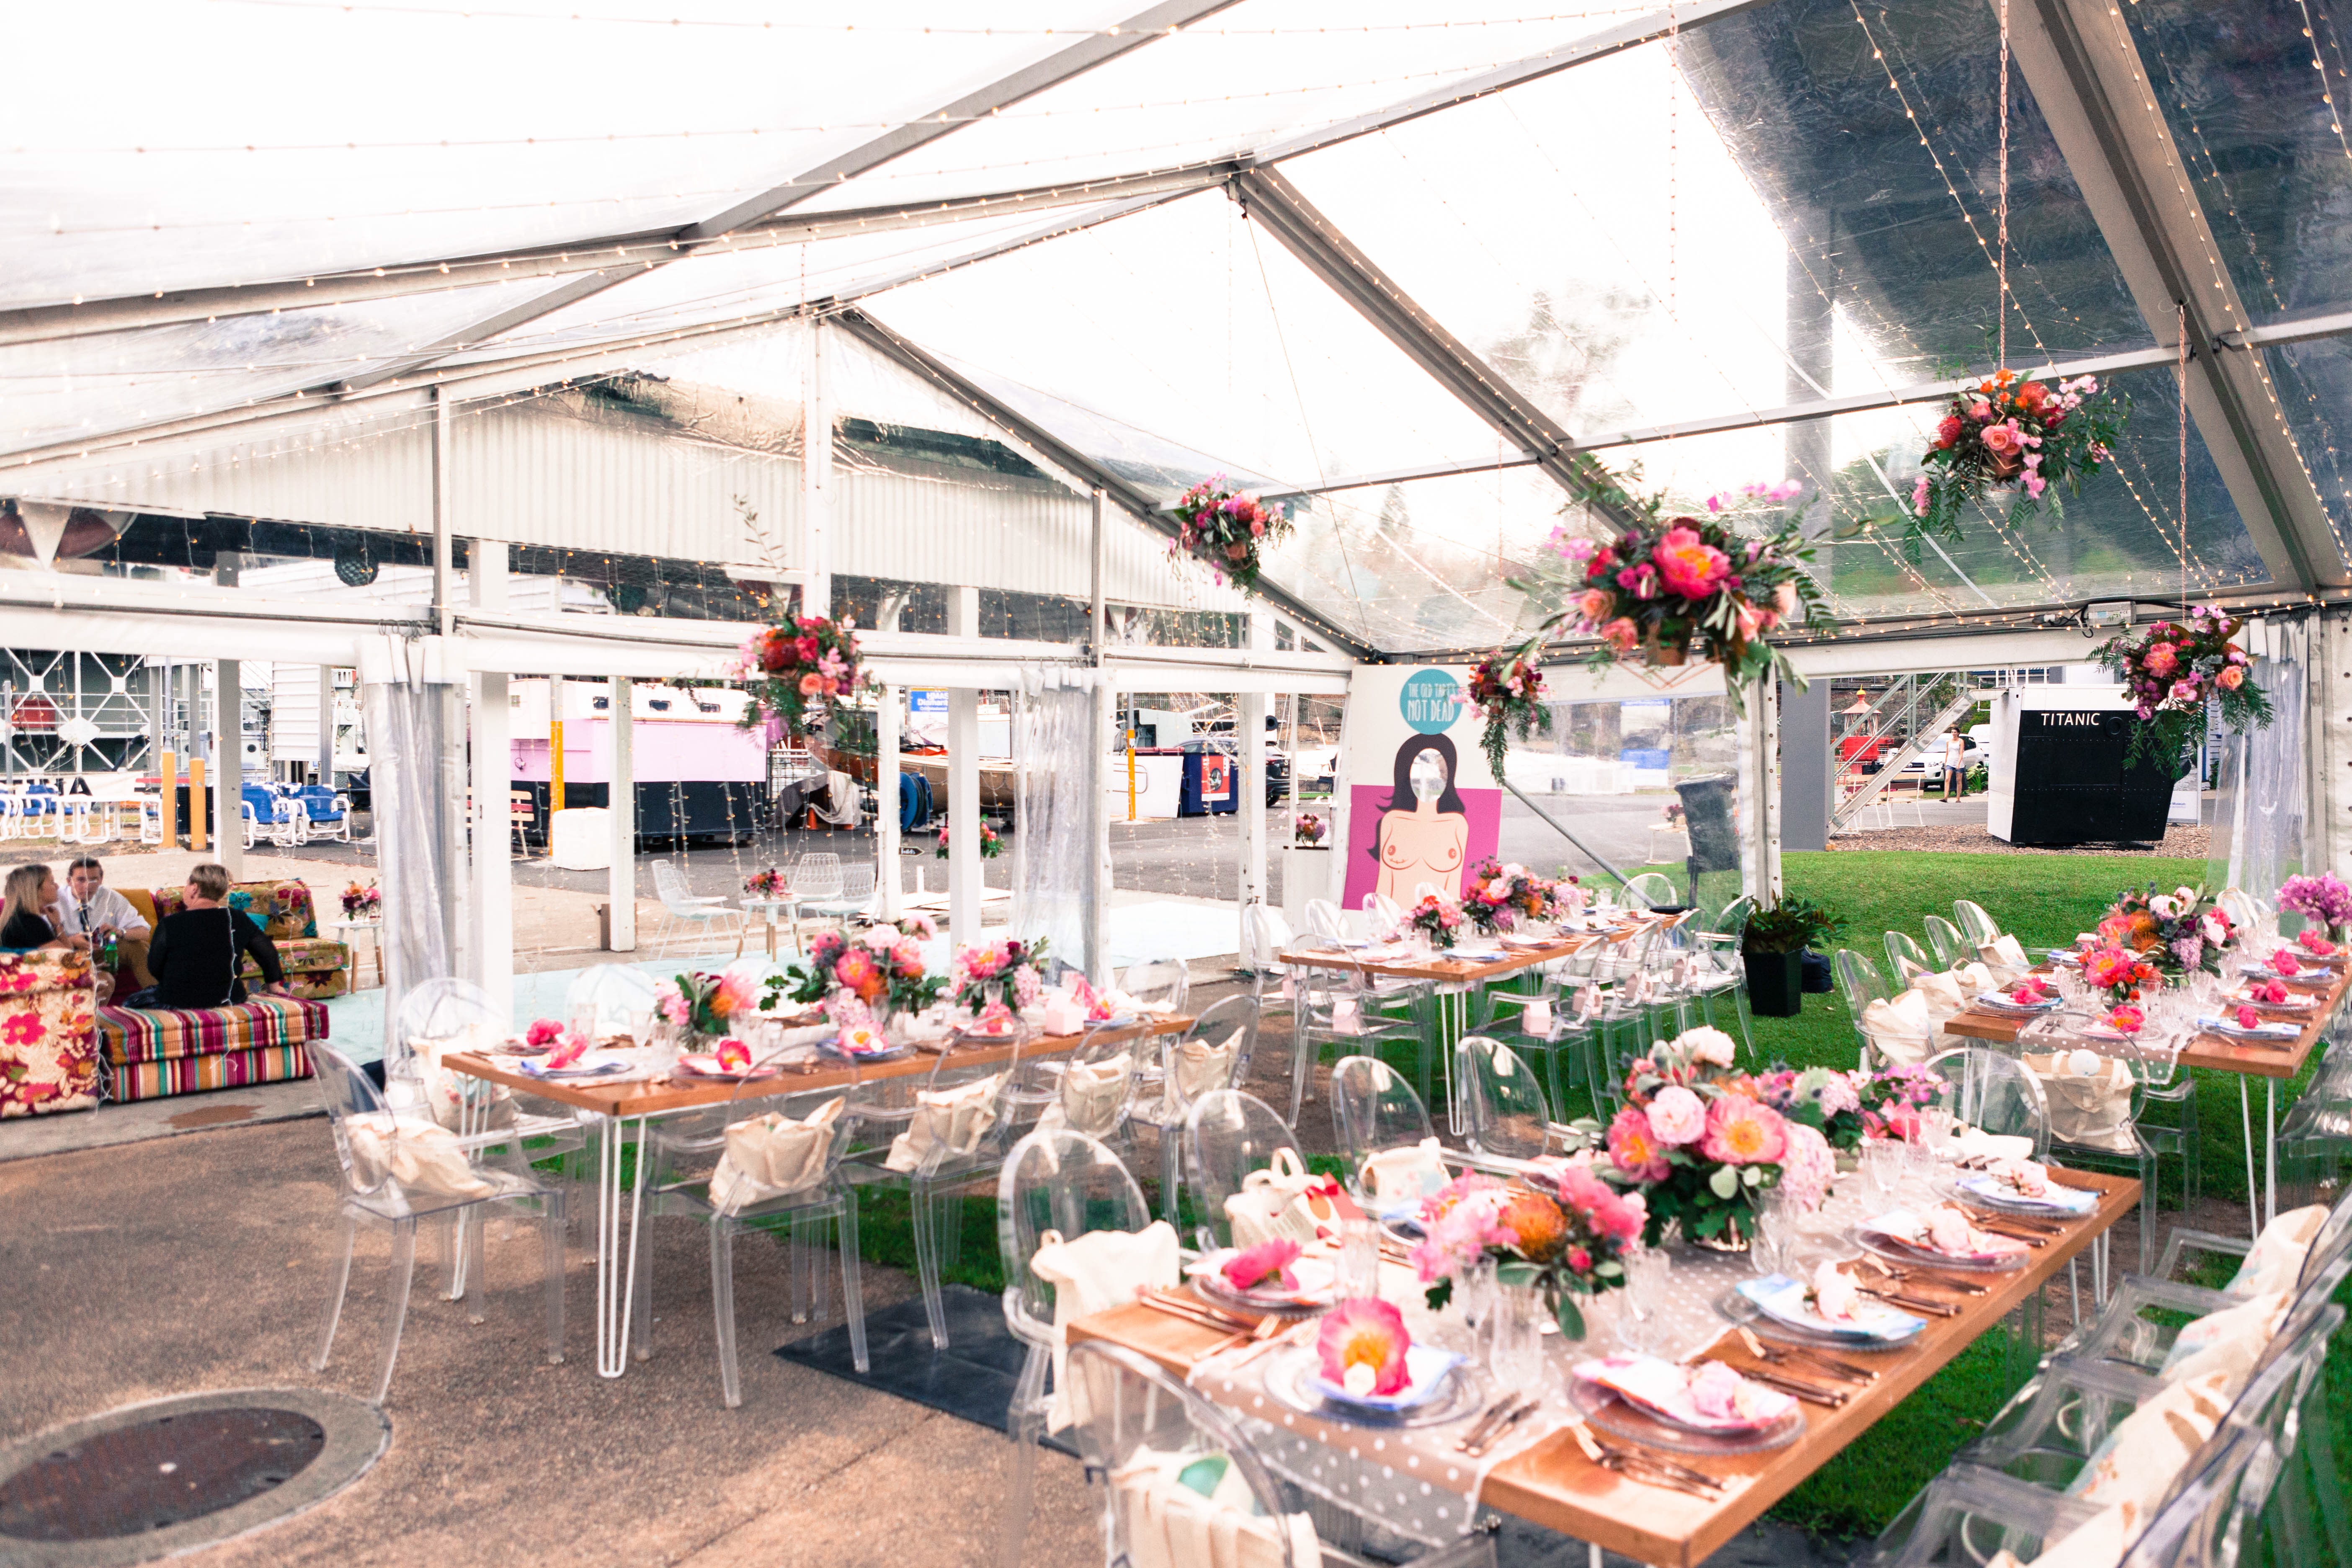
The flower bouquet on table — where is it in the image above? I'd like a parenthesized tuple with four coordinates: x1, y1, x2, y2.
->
(733, 614, 870, 739)
(338, 881, 381, 921)
(1399, 892, 1465, 950)
(1757, 1064, 1867, 1154)
(1910, 369, 2128, 544)
(1168, 476, 1295, 593)
(2096, 605, 2271, 770)
(1292, 811, 1327, 846)
(1597, 1026, 1787, 1248)
(950, 935, 1049, 1014)
(935, 821, 1002, 859)
(1854, 1062, 1948, 1141)
(743, 867, 789, 898)
(2082, 943, 2162, 1006)
(2096, 880, 2235, 980)
(653, 970, 761, 1041)
(2278, 873, 2352, 945)
(1467, 650, 1548, 779)
(780, 918, 946, 1025)
(1408, 1165, 1640, 1338)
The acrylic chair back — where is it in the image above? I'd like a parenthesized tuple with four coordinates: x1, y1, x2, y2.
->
(395, 976, 500, 1051)
(313, 1044, 404, 1205)
(1065, 1339, 1318, 1568)
(1922, 1045, 2051, 1158)
(1361, 891, 1403, 932)
(1242, 901, 1295, 973)
(1460, 1034, 1554, 1162)
(1302, 898, 1348, 941)
(2117, 1423, 2278, 1568)
(1184, 1090, 1305, 1250)
(1953, 899, 2002, 949)
(1121, 957, 1191, 1014)
(1623, 871, 1679, 910)
(1923, 914, 1967, 968)
(996, 1129, 1153, 1331)
(1833, 948, 1892, 1016)
(1329, 1054, 1434, 1185)
(1050, 1021, 1140, 1141)
(1885, 930, 1932, 980)
(566, 962, 659, 1038)
(1168, 993, 1259, 1094)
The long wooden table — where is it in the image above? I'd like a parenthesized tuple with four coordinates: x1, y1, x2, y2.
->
(1277, 931, 1601, 986)
(445, 1012, 1192, 1378)
(1072, 1168, 2139, 1568)
(1942, 954, 2345, 1233)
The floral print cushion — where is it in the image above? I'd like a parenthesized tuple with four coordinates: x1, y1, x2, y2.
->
(150, 879, 320, 941)
(0, 950, 100, 1117)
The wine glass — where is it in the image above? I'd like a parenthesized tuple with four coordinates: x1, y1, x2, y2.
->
(1615, 1246, 1671, 1355)
(1751, 1186, 1798, 1278)
(1861, 1138, 1903, 1209)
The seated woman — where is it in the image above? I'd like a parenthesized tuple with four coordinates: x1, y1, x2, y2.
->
(121, 862, 288, 1009)
(0, 864, 89, 953)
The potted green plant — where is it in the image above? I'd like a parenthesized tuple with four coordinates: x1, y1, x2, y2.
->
(1740, 896, 1844, 1018)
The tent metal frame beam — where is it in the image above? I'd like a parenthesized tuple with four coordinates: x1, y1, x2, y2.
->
(328, 0, 1242, 396)
(6, 0, 1766, 349)
(2014, 0, 2347, 591)
(829, 305, 1378, 662)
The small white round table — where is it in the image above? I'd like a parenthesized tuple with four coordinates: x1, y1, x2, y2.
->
(325, 916, 384, 990)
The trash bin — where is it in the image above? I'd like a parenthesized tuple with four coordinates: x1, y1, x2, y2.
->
(1177, 751, 1238, 817)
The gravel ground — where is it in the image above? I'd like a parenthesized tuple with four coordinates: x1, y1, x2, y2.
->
(1828, 823, 2212, 857)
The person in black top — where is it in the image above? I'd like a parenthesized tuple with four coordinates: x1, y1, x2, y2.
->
(1, 864, 87, 953)
(119, 862, 287, 1009)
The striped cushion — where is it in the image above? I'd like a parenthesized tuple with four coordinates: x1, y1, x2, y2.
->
(98, 997, 328, 1065)
(106, 1043, 313, 1102)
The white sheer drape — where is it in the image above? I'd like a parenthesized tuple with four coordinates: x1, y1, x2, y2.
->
(1013, 665, 1095, 973)
(2209, 617, 2308, 903)
(360, 637, 459, 1073)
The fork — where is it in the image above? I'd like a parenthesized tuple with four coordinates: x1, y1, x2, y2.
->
(1862, 1256, 1990, 1296)
(1572, 1425, 1724, 1498)
(1736, 1326, 1877, 1384)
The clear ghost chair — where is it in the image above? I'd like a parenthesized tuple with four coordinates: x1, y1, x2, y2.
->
(1289, 941, 1433, 1122)
(1184, 1089, 1305, 1251)
(564, 962, 659, 1038)
(1361, 890, 1404, 932)
(1473, 967, 1592, 1114)
(1120, 956, 1192, 1014)
(1038, 1020, 1140, 1144)
(1921, 1046, 2051, 1157)
(309, 1045, 566, 1404)
(1835, 947, 1903, 1071)
(1953, 898, 2003, 950)
(1923, 913, 1968, 968)
(1885, 929, 1933, 982)
(1684, 893, 1756, 1057)
(995, 1129, 1155, 1568)
(1459, 1034, 1587, 1166)
(1302, 897, 1348, 942)
(1126, 995, 1259, 1224)
(632, 1059, 866, 1406)
(1622, 870, 1679, 910)
(839, 1021, 1027, 1349)
(1329, 1054, 1436, 1202)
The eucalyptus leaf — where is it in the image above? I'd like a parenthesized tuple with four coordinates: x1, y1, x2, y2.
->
(1709, 1165, 1741, 1199)
(1555, 1296, 1586, 1341)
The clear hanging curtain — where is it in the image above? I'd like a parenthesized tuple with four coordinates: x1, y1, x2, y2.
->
(1013, 665, 1096, 978)
(358, 636, 458, 1073)
(2208, 616, 2309, 904)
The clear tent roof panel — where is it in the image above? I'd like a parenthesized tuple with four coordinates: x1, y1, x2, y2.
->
(786, 3, 1656, 217)
(0, 1, 1143, 309)
(863, 188, 1512, 493)
(2261, 336, 2352, 562)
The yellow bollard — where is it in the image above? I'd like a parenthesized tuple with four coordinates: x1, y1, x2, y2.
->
(189, 758, 208, 852)
(160, 748, 179, 850)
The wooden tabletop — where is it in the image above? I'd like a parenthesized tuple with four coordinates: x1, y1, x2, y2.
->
(443, 1012, 1191, 1118)
(1071, 1169, 2140, 1568)
(1941, 960, 2344, 1081)
(1278, 933, 1603, 984)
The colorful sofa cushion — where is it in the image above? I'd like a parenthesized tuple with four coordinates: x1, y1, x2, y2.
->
(107, 1044, 313, 1104)
(137, 878, 320, 941)
(98, 995, 328, 1064)
(0, 950, 101, 1118)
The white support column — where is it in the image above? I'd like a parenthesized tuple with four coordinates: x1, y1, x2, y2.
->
(1237, 613, 1272, 954)
(431, 397, 470, 981)
(1091, 677, 1116, 985)
(609, 676, 636, 952)
(947, 585, 980, 951)
(875, 591, 902, 920)
(212, 552, 243, 878)
(802, 320, 832, 619)
(1739, 673, 1784, 904)
(469, 542, 513, 1006)
(315, 665, 336, 784)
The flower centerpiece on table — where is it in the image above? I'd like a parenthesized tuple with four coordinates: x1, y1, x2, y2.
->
(936, 821, 1002, 860)
(949, 935, 1050, 1014)
(2097, 881, 2234, 979)
(1169, 475, 1295, 593)
(1597, 1026, 1787, 1248)
(778, 918, 945, 1028)
(1854, 1062, 1948, 1142)
(338, 881, 381, 921)
(1488, 475, 1830, 722)
(1757, 1065, 1867, 1154)
(1293, 811, 1327, 846)
(1910, 369, 2128, 544)
(733, 614, 870, 740)
(2278, 873, 2352, 945)
(2082, 944, 2161, 1006)
(1408, 1167, 1643, 1338)
(1402, 892, 1465, 950)
(744, 867, 789, 898)
(2096, 605, 2272, 770)
(653, 970, 761, 1042)
(1467, 650, 1548, 779)
(1461, 859, 1563, 935)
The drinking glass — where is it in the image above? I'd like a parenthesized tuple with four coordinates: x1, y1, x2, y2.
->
(1490, 1283, 1552, 1388)
(1900, 1133, 1939, 1197)
(1614, 1246, 1671, 1354)
(628, 1008, 655, 1047)
(568, 1002, 601, 1044)
(1335, 1218, 1382, 1302)
(1751, 1187, 1798, 1278)
(1861, 1138, 1903, 1208)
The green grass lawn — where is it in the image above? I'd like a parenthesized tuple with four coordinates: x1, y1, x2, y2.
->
(728, 847, 2348, 1547)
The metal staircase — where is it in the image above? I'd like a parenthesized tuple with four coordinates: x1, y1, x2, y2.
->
(1831, 672, 1984, 831)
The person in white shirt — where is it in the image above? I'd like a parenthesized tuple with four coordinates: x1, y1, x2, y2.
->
(54, 856, 153, 986)
(1941, 728, 1969, 801)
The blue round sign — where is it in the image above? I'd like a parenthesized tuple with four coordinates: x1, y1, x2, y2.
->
(1398, 668, 1463, 735)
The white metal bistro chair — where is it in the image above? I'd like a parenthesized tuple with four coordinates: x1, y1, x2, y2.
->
(649, 857, 744, 956)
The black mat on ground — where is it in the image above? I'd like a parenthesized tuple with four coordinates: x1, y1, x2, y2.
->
(775, 1284, 1075, 1456)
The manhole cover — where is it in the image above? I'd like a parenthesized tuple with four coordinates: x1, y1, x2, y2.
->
(0, 1407, 326, 1541)
(0, 1391, 385, 1568)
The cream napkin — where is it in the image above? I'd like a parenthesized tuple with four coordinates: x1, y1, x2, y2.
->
(2228, 1203, 2329, 1296)
(1979, 934, 2030, 983)
(1166, 1029, 1242, 1110)
(409, 1021, 516, 1132)
(2160, 1289, 2289, 1391)
(2022, 1052, 2137, 1152)
(1029, 1222, 1181, 1430)
(1110, 1445, 1323, 1568)
(2072, 1369, 2237, 1520)
(884, 1073, 1003, 1172)
(1948, 959, 1996, 993)
(1860, 989, 1936, 1065)
(1909, 970, 1967, 1020)
(708, 1096, 845, 1215)
(344, 1111, 496, 1201)
(1039, 1057, 1133, 1139)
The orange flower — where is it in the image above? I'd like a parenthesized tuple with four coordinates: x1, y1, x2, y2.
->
(1497, 1190, 1568, 1264)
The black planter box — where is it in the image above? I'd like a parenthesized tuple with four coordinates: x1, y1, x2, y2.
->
(1745, 950, 1805, 1017)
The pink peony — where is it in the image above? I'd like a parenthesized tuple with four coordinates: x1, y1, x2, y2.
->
(714, 1037, 752, 1074)
(1644, 1084, 1707, 1145)
(1652, 525, 1731, 598)
(1317, 1296, 1411, 1397)
(1606, 1105, 1671, 1181)
(1222, 1238, 1302, 1293)
(1560, 1166, 1645, 1243)
(2236, 1005, 2262, 1030)
(525, 1017, 563, 1048)
(1777, 1122, 1835, 1212)
(2143, 642, 2179, 678)
(1599, 617, 1640, 654)
(1700, 1094, 1787, 1166)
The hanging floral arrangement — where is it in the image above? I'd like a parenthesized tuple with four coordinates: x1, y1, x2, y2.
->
(2094, 605, 2272, 770)
(733, 614, 869, 739)
(1484, 475, 1832, 721)
(1909, 370, 2128, 543)
(1467, 650, 1547, 780)
(1169, 476, 1294, 593)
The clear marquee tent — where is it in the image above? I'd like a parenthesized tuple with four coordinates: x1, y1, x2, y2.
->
(6, 0, 2352, 992)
